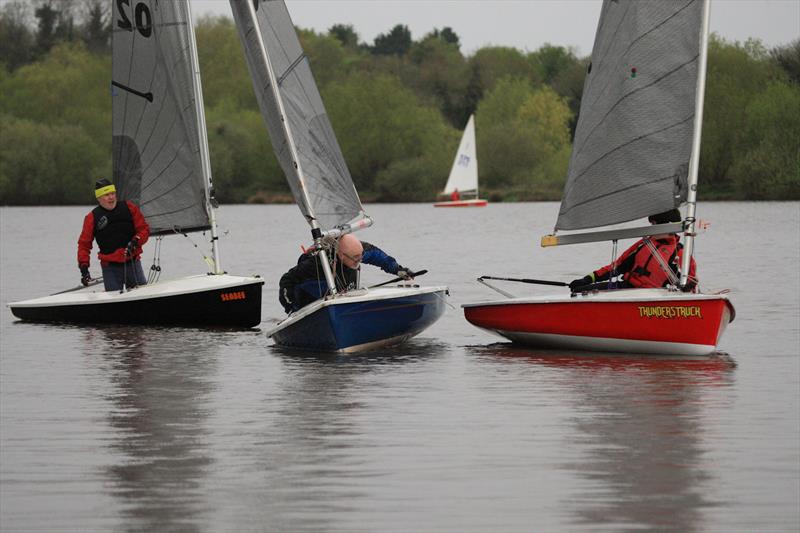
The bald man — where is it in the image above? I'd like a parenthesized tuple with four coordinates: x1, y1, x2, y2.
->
(278, 234, 413, 313)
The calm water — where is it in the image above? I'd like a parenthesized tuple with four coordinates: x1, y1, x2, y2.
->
(1, 202, 798, 532)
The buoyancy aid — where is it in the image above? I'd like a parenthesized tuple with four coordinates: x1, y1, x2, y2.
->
(623, 235, 680, 288)
(593, 235, 680, 289)
(93, 201, 135, 255)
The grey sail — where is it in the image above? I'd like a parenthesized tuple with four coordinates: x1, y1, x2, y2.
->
(555, 0, 702, 231)
(112, 0, 211, 235)
(229, 0, 366, 232)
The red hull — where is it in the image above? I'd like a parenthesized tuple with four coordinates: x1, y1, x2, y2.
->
(433, 199, 488, 207)
(464, 292, 735, 355)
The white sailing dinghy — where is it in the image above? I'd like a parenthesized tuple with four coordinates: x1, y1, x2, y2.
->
(229, 0, 447, 352)
(464, 0, 735, 356)
(9, 0, 263, 328)
(434, 114, 488, 207)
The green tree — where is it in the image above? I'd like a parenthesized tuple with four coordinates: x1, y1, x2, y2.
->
(729, 82, 800, 199)
(371, 24, 411, 56)
(528, 44, 578, 86)
(0, 42, 109, 148)
(0, 114, 106, 204)
(80, 0, 109, 54)
(468, 46, 541, 98)
(194, 16, 257, 111)
(205, 104, 284, 202)
(328, 23, 359, 49)
(0, 1, 34, 71)
(298, 28, 348, 87)
(771, 39, 800, 85)
(322, 73, 457, 197)
(408, 34, 469, 126)
(700, 36, 782, 196)
(477, 79, 572, 196)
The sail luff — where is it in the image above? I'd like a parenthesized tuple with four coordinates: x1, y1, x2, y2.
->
(184, 0, 222, 273)
(238, 0, 320, 231)
(680, 0, 711, 287)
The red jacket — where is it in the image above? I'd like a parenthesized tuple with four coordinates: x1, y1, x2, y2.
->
(593, 234, 697, 290)
(77, 201, 150, 267)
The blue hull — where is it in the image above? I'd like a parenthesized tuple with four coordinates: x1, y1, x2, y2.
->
(271, 289, 446, 352)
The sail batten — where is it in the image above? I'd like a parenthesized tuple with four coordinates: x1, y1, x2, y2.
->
(229, 0, 365, 232)
(555, 0, 702, 231)
(112, 0, 211, 235)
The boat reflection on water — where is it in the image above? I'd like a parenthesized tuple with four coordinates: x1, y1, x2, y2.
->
(90, 326, 217, 530)
(467, 343, 736, 531)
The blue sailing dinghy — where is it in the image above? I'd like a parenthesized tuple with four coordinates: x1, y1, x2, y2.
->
(229, 0, 447, 352)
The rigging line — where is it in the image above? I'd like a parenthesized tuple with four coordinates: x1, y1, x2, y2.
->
(570, 54, 699, 161)
(558, 173, 679, 221)
(583, 0, 696, 114)
(176, 228, 214, 269)
(560, 114, 694, 210)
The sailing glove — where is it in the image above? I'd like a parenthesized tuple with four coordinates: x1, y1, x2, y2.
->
(279, 287, 294, 313)
(397, 268, 413, 280)
(569, 275, 593, 291)
(79, 264, 91, 286)
(125, 236, 139, 257)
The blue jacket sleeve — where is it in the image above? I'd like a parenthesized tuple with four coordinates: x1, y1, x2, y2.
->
(361, 241, 401, 274)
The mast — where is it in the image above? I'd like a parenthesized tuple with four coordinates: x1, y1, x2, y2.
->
(186, 0, 222, 274)
(240, 0, 337, 295)
(681, 0, 711, 288)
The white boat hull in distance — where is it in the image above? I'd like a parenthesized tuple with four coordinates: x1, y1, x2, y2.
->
(433, 199, 488, 208)
(268, 285, 448, 353)
(463, 288, 735, 356)
(8, 274, 265, 328)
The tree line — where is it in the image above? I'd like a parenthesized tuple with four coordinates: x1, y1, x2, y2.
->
(1, 1, 798, 205)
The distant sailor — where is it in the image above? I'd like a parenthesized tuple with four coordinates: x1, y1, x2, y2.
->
(278, 234, 414, 313)
(77, 178, 150, 291)
(568, 209, 697, 292)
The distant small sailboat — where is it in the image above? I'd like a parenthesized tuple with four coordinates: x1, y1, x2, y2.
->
(463, 0, 735, 356)
(8, 0, 263, 327)
(229, 0, 447, 352)
(434, 114, 488, 207)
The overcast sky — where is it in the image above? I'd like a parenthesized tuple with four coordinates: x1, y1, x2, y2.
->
(190, 0, 800, 56)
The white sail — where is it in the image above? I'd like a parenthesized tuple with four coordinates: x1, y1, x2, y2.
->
(442, 114, 478, 195)
(112, 0, 212, 235)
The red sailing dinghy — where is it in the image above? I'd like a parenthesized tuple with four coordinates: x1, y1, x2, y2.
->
(463, 0, 735, 356)
(433, 115, 488, 207)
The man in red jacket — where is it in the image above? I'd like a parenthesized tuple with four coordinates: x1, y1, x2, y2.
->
(77, 178, 150, 291)
(569, 209, 698, 292)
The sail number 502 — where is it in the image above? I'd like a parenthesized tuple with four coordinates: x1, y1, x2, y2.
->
(117, 0, 152, 38)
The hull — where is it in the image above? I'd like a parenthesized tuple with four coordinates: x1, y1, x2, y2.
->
(433, 199, 488, 208)
(268, 285, 448, 353)
(8, 274, 264, 328)
(463, 288, 735, 356)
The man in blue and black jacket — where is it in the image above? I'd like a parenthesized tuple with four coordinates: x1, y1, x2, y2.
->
(278, 234, 414, 313)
